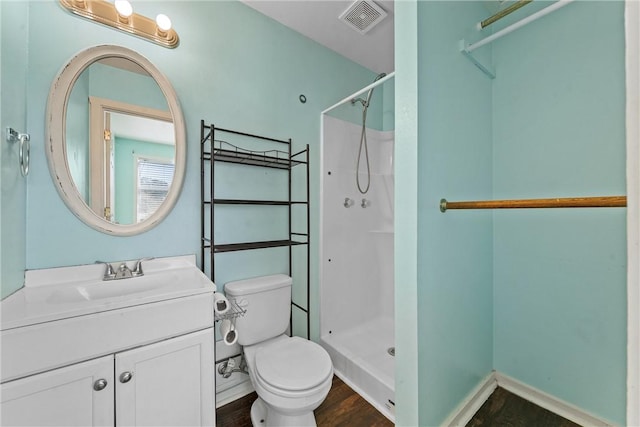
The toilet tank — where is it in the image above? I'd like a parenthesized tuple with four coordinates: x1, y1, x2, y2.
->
(224, 274, 292, 346)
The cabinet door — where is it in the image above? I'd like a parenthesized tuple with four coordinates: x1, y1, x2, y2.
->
(115, 328, 214, 427)
(1, 355, 114, 427)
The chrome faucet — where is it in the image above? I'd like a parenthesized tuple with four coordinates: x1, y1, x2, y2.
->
(95, 261, 116, 281)
(132, 257, 154, 277)
(115, 263, 133, 279)
(96, 257, 154, 281)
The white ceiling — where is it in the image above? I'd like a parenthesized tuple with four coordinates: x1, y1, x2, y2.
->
(241, 0, 394, 74)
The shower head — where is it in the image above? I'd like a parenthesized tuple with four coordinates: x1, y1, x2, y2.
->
(374, 72, 387, 81)
(365, 72, 387, 106)
(351, 72, 387, 108)
(351, 97, 367, 106)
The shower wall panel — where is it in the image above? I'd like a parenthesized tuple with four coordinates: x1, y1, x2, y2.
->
(321, 115, 394, 336)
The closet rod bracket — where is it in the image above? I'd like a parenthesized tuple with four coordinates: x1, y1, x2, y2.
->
(440, 199, 449, 213)
(459, 40, 496, 79)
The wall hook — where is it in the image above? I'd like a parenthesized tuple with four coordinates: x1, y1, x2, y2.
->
(6, 127, 30, 176)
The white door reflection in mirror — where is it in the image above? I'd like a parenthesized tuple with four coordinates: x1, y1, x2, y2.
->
(88, 97, 174, 225)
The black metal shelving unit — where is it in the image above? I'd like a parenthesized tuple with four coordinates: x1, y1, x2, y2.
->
(200, 120, 310, 338)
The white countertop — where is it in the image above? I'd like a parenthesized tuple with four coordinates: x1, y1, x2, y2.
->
(1, 255, 216, 330)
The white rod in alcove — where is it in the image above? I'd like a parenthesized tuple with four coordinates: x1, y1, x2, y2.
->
(464, 0, 575, 53)
(322, 72, 396, 115)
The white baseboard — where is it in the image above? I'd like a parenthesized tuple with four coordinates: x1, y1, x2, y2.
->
(443, 371, 615, 427)
(442, 371, 497, 427)
(332, 368, 395, 423)
(216, 380, 254, 409)
(495, 372, 615, 427)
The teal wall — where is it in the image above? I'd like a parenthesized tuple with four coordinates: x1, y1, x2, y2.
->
(382, 80, 395, 131)
(66, 67, 90, 201)
(395, 1, 627, 424)
(113, 137, 175, 224)
(88, 62, 168, 111)
(491, 2, 627, 424)
(416, 2, 494, 425)
(1, 1, 29, 299)
(21, 1, 375, 344)
(394, 2, 419, 424)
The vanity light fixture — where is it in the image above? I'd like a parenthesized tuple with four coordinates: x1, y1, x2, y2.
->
(59, 0, 179, 49)
(155, 13, 172, 35)
(114, 0, 132, 23)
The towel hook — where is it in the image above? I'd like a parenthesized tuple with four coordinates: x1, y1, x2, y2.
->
(6, 127, 30, 176)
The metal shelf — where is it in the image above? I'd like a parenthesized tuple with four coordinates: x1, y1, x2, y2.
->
(213, 240, 307, 253)
(214, 297, 246, 321)
(211, 199, 290, 206)
(200, 120, 311, 340)
(208, 148, 304, 170)
(204, 199, 308, 206)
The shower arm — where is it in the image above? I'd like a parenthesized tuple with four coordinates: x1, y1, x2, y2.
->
(321, 72, 395, 115)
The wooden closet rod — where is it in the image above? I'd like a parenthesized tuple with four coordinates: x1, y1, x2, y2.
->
(479, 0, 532, 29)
(440, 196, 627, 212)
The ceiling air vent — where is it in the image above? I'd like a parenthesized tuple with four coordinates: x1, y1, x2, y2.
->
(339, 0, 387, 35)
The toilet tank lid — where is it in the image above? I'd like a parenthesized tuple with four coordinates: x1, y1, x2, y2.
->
(224, 274, 292, 296)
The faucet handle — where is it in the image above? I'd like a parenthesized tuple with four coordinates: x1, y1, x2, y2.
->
(95, 261, 116, 280)
(133, 257, 155, 277)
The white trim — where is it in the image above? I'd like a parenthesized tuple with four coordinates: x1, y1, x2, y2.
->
(465, 0, 575, 53)
(442, 371, 616, 427)
(626, 0, 640, 425)
(215, 380, 254, 409)
(89, 96, 173, 218)
(495, 372, 615, 427)
(331, 369, 395, 423)
(321, 71, 395, 115)
(442, 371, 497, 427)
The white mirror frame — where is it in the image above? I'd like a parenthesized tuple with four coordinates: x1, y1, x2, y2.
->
(46, 45, 186, 236)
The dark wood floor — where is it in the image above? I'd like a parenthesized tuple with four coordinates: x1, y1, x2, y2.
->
(467, 387, 581, 427)
(216, 375, 393, 427)
(217, 379, 580, 427)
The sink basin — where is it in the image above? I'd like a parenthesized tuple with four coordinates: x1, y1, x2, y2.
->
(45, 274, 178, 304)
(1, 255, 216, 331)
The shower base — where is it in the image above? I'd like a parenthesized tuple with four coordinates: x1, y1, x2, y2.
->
(320, 315, 395, 422)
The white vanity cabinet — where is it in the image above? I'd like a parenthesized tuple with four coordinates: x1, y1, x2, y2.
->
(1, 329, 214, 427)
(0, 255, 217, 427)
(1, 355, 115, 426)
(115, 329, 214, 426)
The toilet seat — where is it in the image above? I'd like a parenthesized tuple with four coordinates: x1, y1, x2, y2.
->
(255, 337, 332, 397)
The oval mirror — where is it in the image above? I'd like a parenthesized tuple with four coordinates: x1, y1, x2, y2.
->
(46, 45, 186, 236)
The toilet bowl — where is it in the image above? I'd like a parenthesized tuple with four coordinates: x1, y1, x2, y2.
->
(244, 335, 333, 426)
(224, 275, 333, 427)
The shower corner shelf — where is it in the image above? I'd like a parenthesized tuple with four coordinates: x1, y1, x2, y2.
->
(214, 297, 246, 322)
(200, 120, 311, 339)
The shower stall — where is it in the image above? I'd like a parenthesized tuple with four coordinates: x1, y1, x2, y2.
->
(319, 73, 395, 421)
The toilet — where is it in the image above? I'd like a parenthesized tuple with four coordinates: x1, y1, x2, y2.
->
(225, 274, 333, 427)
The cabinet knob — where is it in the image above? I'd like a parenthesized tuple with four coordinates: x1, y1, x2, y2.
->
(93, 379, 108, 391)
(119, 371, 133, 383)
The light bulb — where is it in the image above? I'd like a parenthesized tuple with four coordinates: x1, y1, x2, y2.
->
(114, 0, 133, 18)
(156, 14, 172, 32)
